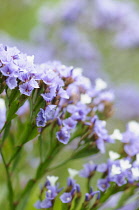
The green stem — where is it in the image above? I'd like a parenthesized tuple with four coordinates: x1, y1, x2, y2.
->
(38, 134, 43, 163)
(87, 177, 91, 192)
(0, 148, 14, 210)
(47, 157, 71, 172)
(8, 146, 22, 166)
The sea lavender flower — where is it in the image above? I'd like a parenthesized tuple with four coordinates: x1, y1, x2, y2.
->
(6, 76, 17, 89)
(60, 192, 73, 203)
(36, 108, 47, 127)
(67, 177, 76, 189)
(34, 199, 52, 209)
(67, 102, 91, 121)
(35, 176, 61, 209)
(56, 127, 70, 144)
(92, 117, 113, 153)
(0, 45, 20, 64)
(62, 117, 77, 130)
(79, 162, 97, 178)
(97, 163, 108, 173)
(45, 105, 58, 121)
(97, 178, 110, 191)
(41, 87, 56, 102)
(46, 185, 60, 200)
(19, 82, 35, 96)
(1, 64, 16, 77)
(85, 188, 100, 201)
(60, 187, 76, 203)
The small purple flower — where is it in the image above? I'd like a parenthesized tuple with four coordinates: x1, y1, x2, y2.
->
(63, 117, 77, 130)
(36, 108, 47, 127)
(75, 184, 81, 193)
(56, 127, 70, 144)
(46, 186, 58, 200)
(40, 199, 52, 209)
(45, 105, 58, 121)
(29, 79, 39, 88)
(97, 178, 110, 192)
(1, 64, 15, 77)
(19, 82, 34, 96)
(97, 163, 107, 173)
(41, 92, 55, 102)
(114, 174, 127, 186)
(42, 70, 57, 86)
(85, 189, 100, 201)
(58, 87, 69, 99)
(79, 162, 97, 178)
(34, 200, 42, 209)
(67, 102, 91, 121)
(67, 177, 76, 188)
(34, 199, 52, 209)
(60, 192, 72, 203)
(6, 77, 17, 89)
(96, 138, 105, 153)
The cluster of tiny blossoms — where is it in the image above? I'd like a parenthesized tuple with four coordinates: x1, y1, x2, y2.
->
(35, 148, 139, 209)
(79, 121, 139, 192)
(0, 44, 114, 149)
(80, 154, 139, 192)
(35, 170, 100, 209)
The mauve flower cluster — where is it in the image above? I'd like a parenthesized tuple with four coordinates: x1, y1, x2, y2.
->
(79, 153, 139, 193)
(36, 64, 114, 146)
(93, 0, 139, 49)
(35, 176, 62, 209)
(0, 44, 38, 95)
(0, 44, 114, 148)
(35, 171, 100, 209)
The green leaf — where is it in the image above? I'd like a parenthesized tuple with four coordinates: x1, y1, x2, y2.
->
(71, 144, 99, 160)
(16, 123, 38, 146)
(35, 156, 52, 179)
(8, 88, 20, 104)
(0, 121, 11, 145)
(6, 94, 28, 123)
